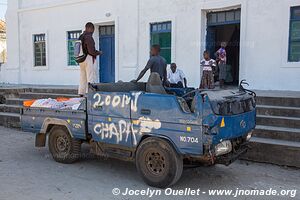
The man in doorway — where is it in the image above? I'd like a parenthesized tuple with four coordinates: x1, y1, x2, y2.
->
(215, 41, 227, 88)
(132, 44, 167, 84)
(78, 22, 102, 96)
(166, 63, 187, 88)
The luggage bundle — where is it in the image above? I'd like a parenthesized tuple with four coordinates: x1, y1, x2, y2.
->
(23, 97, 84, 110)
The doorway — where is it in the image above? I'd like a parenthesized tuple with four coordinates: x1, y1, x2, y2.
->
(206, 9, 241, 85)
(99, 25, 115, 83)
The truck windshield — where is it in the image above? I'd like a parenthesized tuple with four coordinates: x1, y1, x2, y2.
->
(203, 89, 255, 115)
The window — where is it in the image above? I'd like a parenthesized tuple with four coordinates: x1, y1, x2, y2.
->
(67, 30, 82, 66)
(289, 6, 300, 62)
(207, 9, 241, 26)
(150, 21, 172, 64)
(33, 34, 46, 66)
(99, 25, 115, 36)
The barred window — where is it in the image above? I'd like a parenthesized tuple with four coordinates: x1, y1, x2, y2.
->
(150, 21, 172, 64)
(67, 30, 82, 66)
(288, 6, 300, 62)
(207, 9, 241, 26)
(33, 34, 46, 66)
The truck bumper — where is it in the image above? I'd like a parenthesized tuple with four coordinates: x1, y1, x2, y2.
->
(215, 142, 249, 166)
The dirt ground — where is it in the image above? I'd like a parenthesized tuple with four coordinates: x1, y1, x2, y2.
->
(0, 126, 299, 200)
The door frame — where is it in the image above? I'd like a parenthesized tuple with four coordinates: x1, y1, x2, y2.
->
(201, 6, 244, 85)
(93, 18, 119, 83)
(204, 8, 241, 85)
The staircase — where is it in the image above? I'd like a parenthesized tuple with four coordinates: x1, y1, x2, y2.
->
(0, 86, 78, 128)
(242, 93, 300, 168)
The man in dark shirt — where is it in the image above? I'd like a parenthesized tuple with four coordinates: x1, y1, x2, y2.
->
(78, 22, 102, 96)
(132, 44, 167, 84)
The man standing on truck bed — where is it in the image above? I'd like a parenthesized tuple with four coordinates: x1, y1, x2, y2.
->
(78, 22, 102, 96)
(132, 44, 167, 84)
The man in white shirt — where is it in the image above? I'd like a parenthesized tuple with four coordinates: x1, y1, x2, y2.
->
(166, 63, 187, 88)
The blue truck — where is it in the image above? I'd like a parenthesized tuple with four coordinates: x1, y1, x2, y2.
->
(21, 80, 256, 188)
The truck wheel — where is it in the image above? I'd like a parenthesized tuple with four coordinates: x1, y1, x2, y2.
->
(136, 138, 183, 188)
(48, 126, 81, 164)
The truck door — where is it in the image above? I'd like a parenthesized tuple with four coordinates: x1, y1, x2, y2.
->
(88, 92, 132, 147)
(130, 92, 204, 155)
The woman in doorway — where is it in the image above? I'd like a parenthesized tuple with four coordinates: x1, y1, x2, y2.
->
(215, 42, 227, 89)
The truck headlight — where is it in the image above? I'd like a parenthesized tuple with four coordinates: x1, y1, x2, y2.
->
(215, 140, 232, 156)
(246, 131, 253, 141)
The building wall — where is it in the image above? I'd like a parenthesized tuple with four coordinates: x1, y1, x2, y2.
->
(4, 0, 139, 85)
(2, 0, 300, 90)
(241, 0, 300, 91)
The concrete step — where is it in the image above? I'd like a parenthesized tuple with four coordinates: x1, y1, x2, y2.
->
(0, 112, 20, 128)
(256, 115, 300, 129)
(242, 136, 300, 168)
(29, 88, 77, 95)
(0, 86, 77, 94)
(257, 105, 300, 118)
(254, 125, 300, 142)
(19, 92, 79, 100)
(0, 93, 5, 104)
(5, 98, 28, 106)
(0, 88, 25, 97)
(256, 96, 300, 107)
(0, 104, 22, 114)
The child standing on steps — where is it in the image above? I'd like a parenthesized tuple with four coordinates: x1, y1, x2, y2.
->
(200, 51, 216, 89)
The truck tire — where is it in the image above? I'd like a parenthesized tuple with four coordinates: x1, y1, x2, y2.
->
(48, 126, 81, 164)
(136, 137, 183, 188)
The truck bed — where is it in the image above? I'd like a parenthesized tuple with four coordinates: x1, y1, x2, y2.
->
(21, 107, 86, 137)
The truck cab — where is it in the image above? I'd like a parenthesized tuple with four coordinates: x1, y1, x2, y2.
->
(21, 78, 256, 188)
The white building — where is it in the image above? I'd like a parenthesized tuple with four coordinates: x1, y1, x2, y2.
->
(2, 0, 300, 91)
